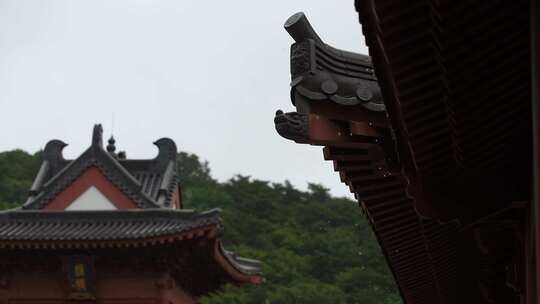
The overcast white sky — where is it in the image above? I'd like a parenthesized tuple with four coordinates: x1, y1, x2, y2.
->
(0, 0, 368, 198)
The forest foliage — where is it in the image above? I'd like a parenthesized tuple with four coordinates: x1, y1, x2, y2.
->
(0, 149, 400, 303)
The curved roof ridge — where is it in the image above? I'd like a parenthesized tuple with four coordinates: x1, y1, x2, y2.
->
(23, 125, 182, 210)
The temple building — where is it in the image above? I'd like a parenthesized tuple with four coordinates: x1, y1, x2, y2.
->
(276, 3, 537, 303)
(0, 125, 261, 303)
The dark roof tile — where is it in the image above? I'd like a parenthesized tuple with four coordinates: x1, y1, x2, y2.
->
(0, 209, 222, 241)
(284, 12, 385, 112)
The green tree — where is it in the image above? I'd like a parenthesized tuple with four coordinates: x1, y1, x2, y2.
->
(0, 150, 41, 209)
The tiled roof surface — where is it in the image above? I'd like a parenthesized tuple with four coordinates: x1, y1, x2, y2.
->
(0, 209, 221, 241)
(284, 12, 385, 112)
(0, 208, 263, 280)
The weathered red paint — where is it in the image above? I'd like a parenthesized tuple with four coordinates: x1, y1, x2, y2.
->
(306, 113, 382, 146)
(0, 239, 260, 303)
(4, 271, 196, 303)
(45, 166, 138, 210)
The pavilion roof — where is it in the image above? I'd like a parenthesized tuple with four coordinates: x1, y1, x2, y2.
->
(23, 124, 179, 209)
(2, 124, 263, 286)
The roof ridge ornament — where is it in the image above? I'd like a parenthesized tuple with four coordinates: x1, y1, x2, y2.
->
(28, 139, 68, 199)
(107, 136, 117, 155)
(284, 12, 322, 43)
(43, 139, 67, 163)
(153, 138, 178, 163)
(282, 12, 385, 112)
(92, 124, 104, 149)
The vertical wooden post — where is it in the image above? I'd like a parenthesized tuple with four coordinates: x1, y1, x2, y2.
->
(527, 207, 536, 304)
(533, 0, 540, 303)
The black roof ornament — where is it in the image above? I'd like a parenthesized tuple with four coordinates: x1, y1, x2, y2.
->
(92, 124, 104, 149)
(31, 139, 68, 197)
(43, 139, 67, 163)
(117, 151, 126, 160)
(153, 138, 178, 169)
(107, 136, 116, 154)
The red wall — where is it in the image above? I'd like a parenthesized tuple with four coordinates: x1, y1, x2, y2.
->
(45, 167, 138, 210)
(1, 271, 196, 304)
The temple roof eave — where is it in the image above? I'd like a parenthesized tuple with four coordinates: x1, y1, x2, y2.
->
(0, 208, 223, 243)
(0, 208, 262, 283)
